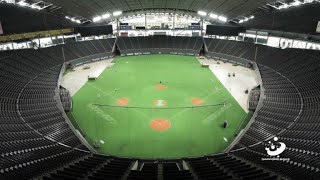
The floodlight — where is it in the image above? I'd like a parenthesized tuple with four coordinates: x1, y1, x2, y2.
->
(93, 16, 102, 22)
(197, 11, 207, 16)
(209, 13, 218, 19)
(102, 13, 111, 19)
(218, 16, 227, 22)
(113, 11, 122, 16)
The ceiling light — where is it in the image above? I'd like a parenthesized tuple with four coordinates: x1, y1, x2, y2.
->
(102, 13, 111, 19)
(76, 20, 81, 24)
(93, 16, 102, 22)
(244, 18, 249, 22)
(197, 11, 207, 16)
(218, 16, 227, 22)
(239, 19, 244, 23)
(113, 11, 122, 16)
(30, 4, 42, 10)
(249, 15, 254, 19)
(65, 16, 70, 19)
(279, 4, 289, 9)
(291, 0, 302, 6)
(17, 1, 28, 6)
(209, 13, 218, 19)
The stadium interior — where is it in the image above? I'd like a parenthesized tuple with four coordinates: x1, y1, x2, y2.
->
(0, 0, 320, 180)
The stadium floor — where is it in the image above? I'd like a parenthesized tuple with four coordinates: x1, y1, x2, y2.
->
(70, 54, 247, 159)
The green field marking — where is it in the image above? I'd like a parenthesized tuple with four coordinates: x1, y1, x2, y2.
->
(71, 54, 248, 159)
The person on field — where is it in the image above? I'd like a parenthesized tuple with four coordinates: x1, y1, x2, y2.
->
(224, 121, 229, 128)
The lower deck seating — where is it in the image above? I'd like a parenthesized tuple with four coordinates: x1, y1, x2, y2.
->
(187, 157, 232, 179)
(43, 155, 133, 180)
(205, 38, 320, 179)
(163, 163, 194, 180)
(127, 163, 158, 180)
(89, 157, 133, 180)
(187, 154, 278, 180)
(0, 39, 116, 178)
(59, 87, 72, 112)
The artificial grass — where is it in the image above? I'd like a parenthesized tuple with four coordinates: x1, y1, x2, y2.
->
(71, 54, 247, 159)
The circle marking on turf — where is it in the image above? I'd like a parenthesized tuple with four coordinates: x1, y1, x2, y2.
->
(150, 118, 171, 131)
(191, 97, 204, 106)
(117, 98, 129, 106)
(154, 84, 168, 90)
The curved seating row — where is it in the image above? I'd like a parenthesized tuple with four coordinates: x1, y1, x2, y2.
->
(205, 38, 320, 179)
(0, 39, 115, 179)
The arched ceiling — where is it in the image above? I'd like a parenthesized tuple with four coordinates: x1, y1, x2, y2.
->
(38, 0, 276, 21)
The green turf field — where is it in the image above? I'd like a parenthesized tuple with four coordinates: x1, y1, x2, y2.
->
(70, 54, 248, 159)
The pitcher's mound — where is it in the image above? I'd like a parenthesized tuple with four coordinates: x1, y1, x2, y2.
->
(117, 98, 129, 106)
(192, 98, 204, 106)
(154, 84, 167, 90)
(150, 118, 171, 131)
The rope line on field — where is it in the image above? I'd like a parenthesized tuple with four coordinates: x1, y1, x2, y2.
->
(91, 103, 226, 109)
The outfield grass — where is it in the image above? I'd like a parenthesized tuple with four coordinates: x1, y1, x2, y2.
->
(71, 54, 247, 159)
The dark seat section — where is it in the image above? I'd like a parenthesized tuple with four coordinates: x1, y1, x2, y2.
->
(0, 39, 115, 179)
(127, 163, 158, 180)
(43, 154, 133, 180)
(116, 36, 203, 55)
(89, 157, 134, 180)
(163, 162, 194, 180)
(205, 38, 320, 179)
(186, 157, 233, 180)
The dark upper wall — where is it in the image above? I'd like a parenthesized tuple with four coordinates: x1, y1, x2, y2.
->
(242, 3, 320, 35)
(0, 3, 77, 35)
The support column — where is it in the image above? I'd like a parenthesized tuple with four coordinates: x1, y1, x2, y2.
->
(254, 46, 258, 62)
(117, 18, 120, 37)
(145, 13, 147, 36)
(173, 13, 176, 36)
(201, 18, 204, 37)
